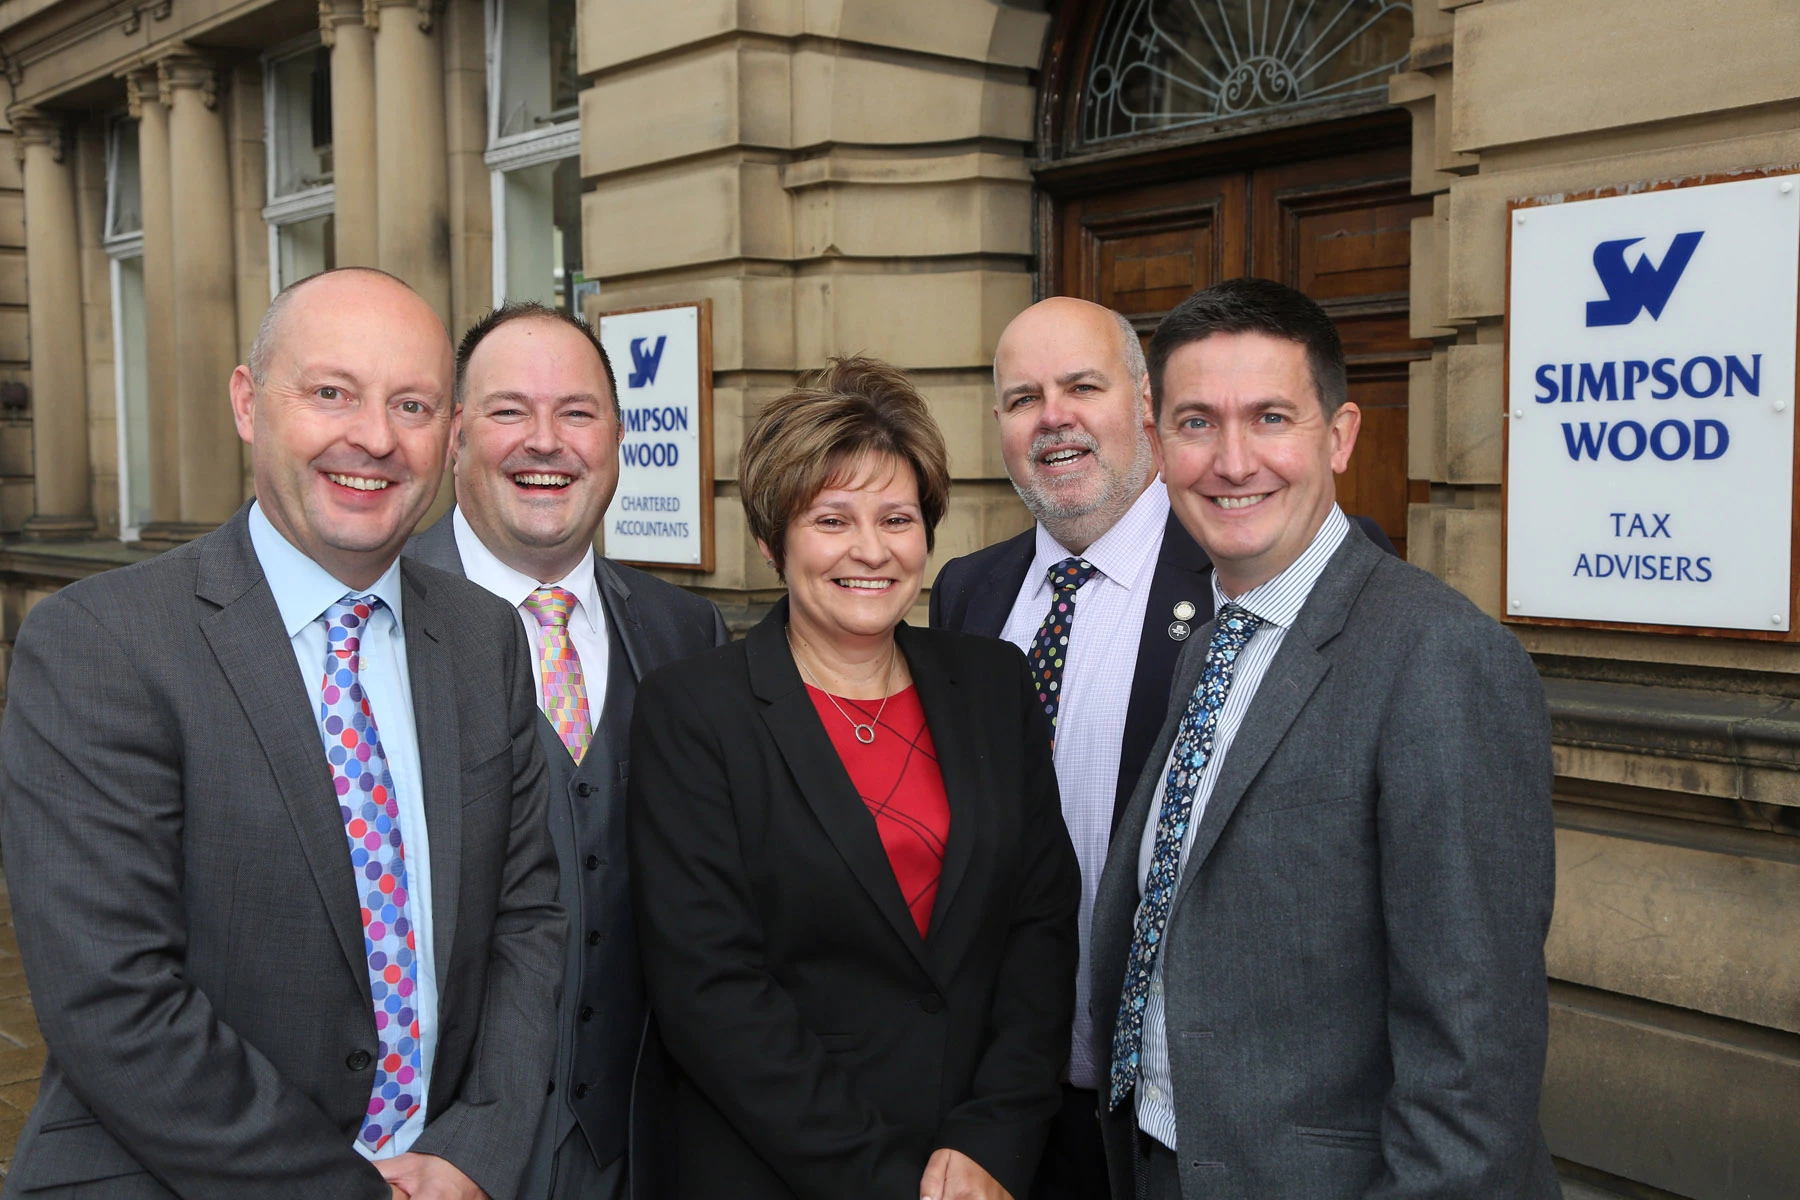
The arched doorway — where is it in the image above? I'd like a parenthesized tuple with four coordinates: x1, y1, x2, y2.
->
(1035, 0, 1427, 557)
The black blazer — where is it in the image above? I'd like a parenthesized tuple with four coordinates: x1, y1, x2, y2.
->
(626, 600, 1081, 1200)
(929, 509, 1396, 830)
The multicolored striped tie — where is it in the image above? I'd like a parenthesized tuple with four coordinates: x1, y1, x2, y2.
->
(523, 586, 591, 763)
(1109, 603, 1263, 1110)
(318, 595, 421, 1152)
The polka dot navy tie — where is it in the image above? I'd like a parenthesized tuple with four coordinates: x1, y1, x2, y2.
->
(319, 594, 421, 1152)
(1027, 556, 1100, 749)
(1108, 603, 1263, 1112)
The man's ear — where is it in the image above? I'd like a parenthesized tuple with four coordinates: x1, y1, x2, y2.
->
(1328, 402, 1362, 474)
(228, 365, 257, 445)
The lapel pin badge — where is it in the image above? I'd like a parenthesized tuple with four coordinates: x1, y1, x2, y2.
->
(1173, 601, 1196, 622)
(1168, 620, 1191, 641)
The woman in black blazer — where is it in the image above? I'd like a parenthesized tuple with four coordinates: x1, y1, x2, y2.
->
(628, 357, 1080, 1200)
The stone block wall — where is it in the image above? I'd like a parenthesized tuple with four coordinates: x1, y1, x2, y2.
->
(1394, 2, 1800, 1195)
(577, 0, 1049, 617)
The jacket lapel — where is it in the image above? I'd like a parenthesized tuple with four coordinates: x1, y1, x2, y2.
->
(964, 530, 1035, 638)
(1170, 531, 1382, 910)
(747, 600, 938, 982)
(597, 559, 649, 684)
(197, 508, 369, 995)
(901, 623, 976, 940)
(400, 561, 463, 984)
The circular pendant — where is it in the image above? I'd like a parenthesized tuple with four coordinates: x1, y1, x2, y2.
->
(854, 723, 876, 744)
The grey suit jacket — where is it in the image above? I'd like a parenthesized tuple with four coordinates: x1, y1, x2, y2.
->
(1090, 525, 1559, 1200)
(405, 512, 727, 1200)
(0, 504, 565, 1200)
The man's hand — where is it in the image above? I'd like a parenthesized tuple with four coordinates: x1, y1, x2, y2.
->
(920, 1148, 1013, 1200)
(376, 1153, 488, 1200)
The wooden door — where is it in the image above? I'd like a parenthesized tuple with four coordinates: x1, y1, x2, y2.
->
(1053, 145, 1429, 557)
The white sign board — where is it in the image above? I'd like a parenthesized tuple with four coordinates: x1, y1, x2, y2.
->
(598, 302, 713, 571)
(1506, 173, 1800, 633)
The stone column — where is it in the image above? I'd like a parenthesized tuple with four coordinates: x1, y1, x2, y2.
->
(126, 67, 181, 536)
(12, 110, 94, 538)
(370, 0, 450, 321)
(161, 51, 242, 532)
(324, 0, 378, 268)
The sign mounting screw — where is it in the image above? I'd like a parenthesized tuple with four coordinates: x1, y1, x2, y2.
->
(1781, 181, 1794, 194)
(1774, 614, 1785, 625)
(1515, 212, 1526, 225)
(1510, 599, 1522, 610)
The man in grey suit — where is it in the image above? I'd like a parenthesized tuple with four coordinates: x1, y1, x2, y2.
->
(1090, 278, 1559, 1200)
(406, 301, 727, 1200)
(0, 268, 564, 1198)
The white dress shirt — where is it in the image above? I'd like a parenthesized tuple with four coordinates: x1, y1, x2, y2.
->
(1000, 481, 1171, 1090)
(246, 501, 440, 1160)
(453, 506, 609, 726)
(1133, 505, 1349, 1150)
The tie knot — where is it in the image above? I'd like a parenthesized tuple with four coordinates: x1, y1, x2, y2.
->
(1047, 556, 1099, 595)
(1212, 603, 1262, 648)
(524, 586, 579, 629)
(322, 594, 384, 652)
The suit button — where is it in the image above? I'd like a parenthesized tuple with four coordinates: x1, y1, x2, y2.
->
(920, 994, 945, 1014)
(573, 1083, 591, 1099)
(580, 1006, 595, 1022)
(585, 854, 600, 870)
(586, 930, 603, 946)
(346, 1050, 372, 1071)
(577, 782, 594, 797)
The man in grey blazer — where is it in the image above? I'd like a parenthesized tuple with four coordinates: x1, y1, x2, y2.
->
(1090, 278, 1559, 1199)
(406, 301, 727, 1200)
(0, 268, 564, 1199)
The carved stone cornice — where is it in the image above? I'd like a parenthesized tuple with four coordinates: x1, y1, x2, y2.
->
(319, 0, 367, 48)
(155, 48, 219, 111)
(365, 0, 443, 34)
(9, 107, 67, 164)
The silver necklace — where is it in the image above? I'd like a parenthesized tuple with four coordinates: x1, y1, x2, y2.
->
(788, 629, 896, 745)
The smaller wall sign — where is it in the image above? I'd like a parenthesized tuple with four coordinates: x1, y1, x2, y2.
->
(598, 300, 714, 571)
(1505, 172, 1800, 635)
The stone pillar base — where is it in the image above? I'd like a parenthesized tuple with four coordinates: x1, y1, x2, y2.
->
(22, 513, 99, 541)
(136, 519, 219, 547)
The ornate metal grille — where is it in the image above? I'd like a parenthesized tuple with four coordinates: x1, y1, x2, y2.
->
(1080, 0, 1413, 145)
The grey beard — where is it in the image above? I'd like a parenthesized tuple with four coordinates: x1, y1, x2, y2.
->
(1013, 431, 1156, 548)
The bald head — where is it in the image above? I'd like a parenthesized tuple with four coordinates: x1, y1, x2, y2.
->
(229, 267, 455, 589)
(991, 296, 1156, 554)
(995, 297, 1145, 401)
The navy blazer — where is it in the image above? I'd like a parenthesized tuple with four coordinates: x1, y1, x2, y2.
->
(928, 508, 1395, 831)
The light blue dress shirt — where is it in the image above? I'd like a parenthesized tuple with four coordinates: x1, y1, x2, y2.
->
(247, 501, 439, 1159)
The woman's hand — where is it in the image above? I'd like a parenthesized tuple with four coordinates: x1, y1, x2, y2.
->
(920, 1148, 1013, 1200)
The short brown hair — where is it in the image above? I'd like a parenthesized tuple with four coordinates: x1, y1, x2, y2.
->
(456, 300, 619, 418)
(741, 356, 950, 576)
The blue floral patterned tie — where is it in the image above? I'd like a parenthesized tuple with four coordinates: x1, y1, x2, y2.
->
(1108, 604, 1263, 1110)
(1028, 557, 1100, 749)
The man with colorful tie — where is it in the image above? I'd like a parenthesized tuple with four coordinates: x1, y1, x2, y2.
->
(1089, 278, 1559, 1199)
(929, 297, 1395, 1200)
(0, 268, 564, 1200)
(405, 300, 727, 1200)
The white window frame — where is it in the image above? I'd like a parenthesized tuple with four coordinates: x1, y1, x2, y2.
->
(484, 0, 582, 308)
(103, 113, 148, 542)
(262, 31, 335, 297)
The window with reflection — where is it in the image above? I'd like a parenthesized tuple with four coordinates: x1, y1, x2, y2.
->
(264, 36, 336, 291)
(104, 115, 151, 538)
(487, 0, 588, 313)
(1081, 0, 1413, 145)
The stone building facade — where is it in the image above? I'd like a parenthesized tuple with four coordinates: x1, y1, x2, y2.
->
(0, 0, 1794, 1196)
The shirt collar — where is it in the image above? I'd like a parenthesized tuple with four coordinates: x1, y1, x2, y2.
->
(247, 500, 406, 637)
(1210, 505, 1350, 631)
(1027, 477, 1170, 592)
(453, 506, 602, 637)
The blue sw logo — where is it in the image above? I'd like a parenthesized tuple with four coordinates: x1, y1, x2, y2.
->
(628, 336, 667, 388)
(1584, 231, 1703, 327)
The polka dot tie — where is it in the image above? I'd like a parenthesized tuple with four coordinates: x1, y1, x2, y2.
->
(318, 595, 421, 1152)
(523, 586, 591, 764)
(1108, 604, 1262, 1111)
(1027, 556, 1100, 749)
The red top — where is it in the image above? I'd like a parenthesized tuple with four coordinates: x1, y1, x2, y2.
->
(806, 684, 951, 938)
